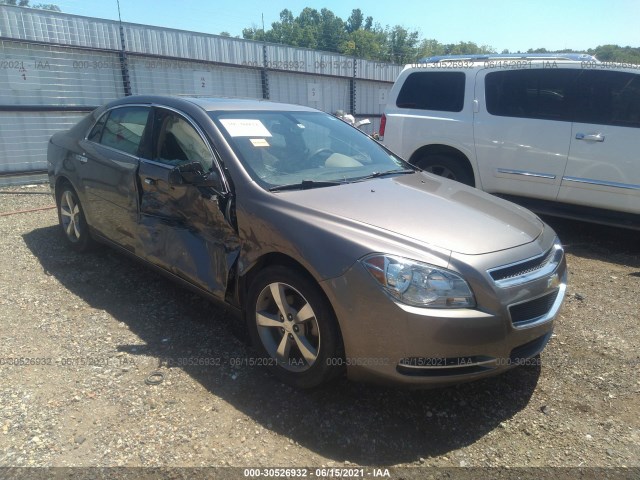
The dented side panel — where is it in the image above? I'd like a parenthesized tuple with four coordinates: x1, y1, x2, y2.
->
(136, 160, 240, 301)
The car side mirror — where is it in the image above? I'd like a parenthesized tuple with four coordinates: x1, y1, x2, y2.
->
(168, 161, 223, 192)
(194, 170, 224, 191)
(174, 161, 205, 184)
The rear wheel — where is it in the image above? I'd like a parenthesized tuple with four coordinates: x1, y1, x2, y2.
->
(418, 154, 474, 186)
(56, 184, 94, 252)
(246, 266, 343, 388)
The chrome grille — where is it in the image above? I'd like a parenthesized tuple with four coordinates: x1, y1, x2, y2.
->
(488, 240, 564, 287)
(490, 247, 554, 281)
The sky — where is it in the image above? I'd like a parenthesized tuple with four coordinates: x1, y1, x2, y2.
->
(49, 0, 638, 53)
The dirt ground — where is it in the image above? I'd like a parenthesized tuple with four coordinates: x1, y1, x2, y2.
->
(0, 184, 638, 475)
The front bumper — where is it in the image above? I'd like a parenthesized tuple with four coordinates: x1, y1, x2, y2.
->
(321, 243, 567, 387)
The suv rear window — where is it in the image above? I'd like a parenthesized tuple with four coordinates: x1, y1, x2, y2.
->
(485, 69, 578, 121)
(396, 71, 465, 112)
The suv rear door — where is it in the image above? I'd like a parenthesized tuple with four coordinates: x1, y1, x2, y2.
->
(559, 69, 640, 214)
(474, 66, 579, 200)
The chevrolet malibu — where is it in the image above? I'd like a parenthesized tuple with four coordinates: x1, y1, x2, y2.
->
(47, 96, 567, 388)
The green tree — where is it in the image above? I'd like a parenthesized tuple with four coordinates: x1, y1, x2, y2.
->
(267, 9, 304, 46)
(340, 28, 385, 59)
(346, 8, 363, 33)
(297, 7, 321, 28)
(242, 26, 265, 42)
(589, 44, 640, 62)
(238, 7, 640, 66)
(243, 7, 400, 59)
(296, 8, 321, 49)
(385, 25, 419, 63)
(416, 39, 496, 60)
(417, 39, 446, 59)
(316, 8, 346, 52)
(364, 16, 373, 31)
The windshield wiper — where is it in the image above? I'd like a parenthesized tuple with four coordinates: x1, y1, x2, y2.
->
(269, 180, 346, 192)
(354, 169, 415, 181)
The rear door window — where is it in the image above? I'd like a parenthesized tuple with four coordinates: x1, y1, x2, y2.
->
(485, 69, 578, 121)
(98, 106, 150, 156)
(396, 71, 466, 112)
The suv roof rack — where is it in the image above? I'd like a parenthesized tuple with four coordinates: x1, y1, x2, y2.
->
(417, 53, 597, 63)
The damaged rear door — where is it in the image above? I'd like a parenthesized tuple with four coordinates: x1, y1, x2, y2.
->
(136, 106, 240, 300)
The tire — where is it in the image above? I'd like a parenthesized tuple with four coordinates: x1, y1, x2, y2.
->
(56, 183, 95, 252)
(246, 266, 344, 388)
(418, 154, 474, 187)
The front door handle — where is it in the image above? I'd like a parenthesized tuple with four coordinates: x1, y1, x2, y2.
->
(144, 178, 156, 185)
(575, 133, 605, 142)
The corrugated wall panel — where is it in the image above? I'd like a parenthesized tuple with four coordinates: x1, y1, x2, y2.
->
(0, 5, 403, 183)
(268, 71, 350, 114)
(0, 41, 123, 106)
(357, 59, 402, 82)
(0, 6, 402, 82)
(355, 79, 392, 116)
(0, 6, 121, 50)
(128, 55, 263, 99)
(265, 45, 356, 77)
(124, 25, 263, 65)
(0, 111, 88, 174)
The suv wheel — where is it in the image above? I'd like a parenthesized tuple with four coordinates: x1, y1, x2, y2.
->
(418, 154, 474, 186)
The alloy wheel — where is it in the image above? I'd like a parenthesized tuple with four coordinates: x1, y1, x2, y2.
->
(255, 282, 320, 372)
(60, 190, 81, 242)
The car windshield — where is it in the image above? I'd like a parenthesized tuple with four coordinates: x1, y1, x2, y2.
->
(209, 110, 412, 190)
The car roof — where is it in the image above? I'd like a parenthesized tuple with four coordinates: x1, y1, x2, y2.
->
(106, 95, 318, 113)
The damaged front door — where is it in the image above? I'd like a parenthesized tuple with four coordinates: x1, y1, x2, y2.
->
(137, 107, 240, 300)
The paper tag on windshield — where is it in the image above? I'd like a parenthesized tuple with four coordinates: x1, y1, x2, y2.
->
(250, 138, 270, 147)
(219, 119, 272, 137)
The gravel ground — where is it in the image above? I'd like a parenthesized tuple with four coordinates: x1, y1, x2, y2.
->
(0, 184, 638, 472)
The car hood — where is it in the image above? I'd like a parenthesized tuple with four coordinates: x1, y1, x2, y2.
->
(278, 172, 544, 255)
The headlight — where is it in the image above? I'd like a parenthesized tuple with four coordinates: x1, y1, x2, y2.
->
(361, 254, 476, 308)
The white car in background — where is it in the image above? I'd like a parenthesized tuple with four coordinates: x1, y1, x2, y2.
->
(381, 54, 640, 230)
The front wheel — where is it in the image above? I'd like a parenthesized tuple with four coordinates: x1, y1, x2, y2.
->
(246, 266, 344, 388)
(56, 184, 95, 252)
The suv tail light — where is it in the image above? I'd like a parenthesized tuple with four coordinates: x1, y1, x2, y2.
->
(379, 113, 386, 138)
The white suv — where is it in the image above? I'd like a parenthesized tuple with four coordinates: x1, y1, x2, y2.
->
(381, 54, 640, 229)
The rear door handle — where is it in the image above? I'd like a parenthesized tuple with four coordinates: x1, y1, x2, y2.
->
(144, 178, 156, 185)
(575, 133, 605, 142)
(74, 153, 88, 163)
